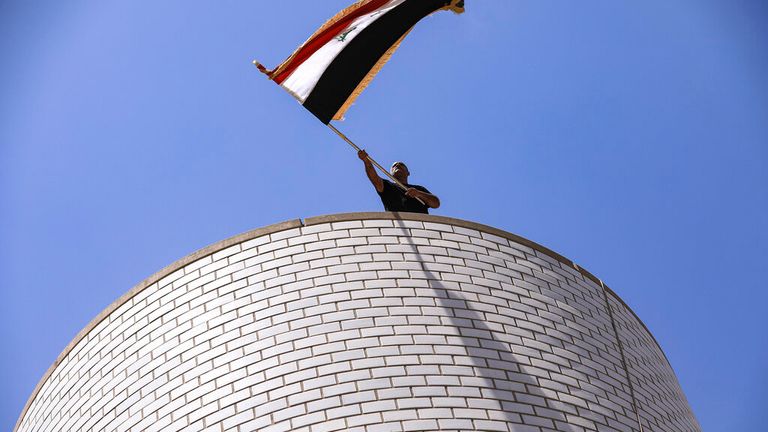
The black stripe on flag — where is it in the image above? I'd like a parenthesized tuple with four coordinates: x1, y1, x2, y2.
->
(303, 0, 451, 124)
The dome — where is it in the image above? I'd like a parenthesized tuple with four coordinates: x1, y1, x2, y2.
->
(16, 213, 700, 432)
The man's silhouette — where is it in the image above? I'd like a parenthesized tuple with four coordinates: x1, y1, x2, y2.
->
(358, 150, 440, 214)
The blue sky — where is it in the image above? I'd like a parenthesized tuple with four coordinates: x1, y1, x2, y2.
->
(1, 1, 766, 431)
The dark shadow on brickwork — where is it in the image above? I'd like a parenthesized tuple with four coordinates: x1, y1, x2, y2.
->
(391, 218, 584, 432)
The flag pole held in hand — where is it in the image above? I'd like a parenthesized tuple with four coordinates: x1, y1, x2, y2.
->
(327, 123, 426, 205)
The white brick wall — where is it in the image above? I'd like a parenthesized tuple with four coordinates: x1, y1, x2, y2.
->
(15, 213, 700, 432)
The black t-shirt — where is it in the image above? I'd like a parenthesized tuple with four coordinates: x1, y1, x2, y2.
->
(377, 179, 431, 214)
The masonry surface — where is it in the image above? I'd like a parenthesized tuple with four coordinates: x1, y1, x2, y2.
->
(16, 213, 700, 432)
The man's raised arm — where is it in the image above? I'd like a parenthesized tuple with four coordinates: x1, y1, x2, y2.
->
(358, 150, 384, 192)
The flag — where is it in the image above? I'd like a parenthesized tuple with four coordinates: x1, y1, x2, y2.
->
(256, 0, 465, 124)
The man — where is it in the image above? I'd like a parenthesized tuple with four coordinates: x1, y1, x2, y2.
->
(358, 150, 440, 214)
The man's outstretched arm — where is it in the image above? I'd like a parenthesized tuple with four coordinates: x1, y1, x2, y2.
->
(358, 150, 384, 193)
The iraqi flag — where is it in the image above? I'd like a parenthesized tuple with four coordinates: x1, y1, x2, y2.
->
(255, 0, 465, 124)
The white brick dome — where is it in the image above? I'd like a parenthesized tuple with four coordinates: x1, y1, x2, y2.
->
(16, 213, 700, 432)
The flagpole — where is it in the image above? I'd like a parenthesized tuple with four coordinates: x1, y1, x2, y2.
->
(327, 123, 426, 206)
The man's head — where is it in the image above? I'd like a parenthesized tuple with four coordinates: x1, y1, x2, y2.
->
(390, 161, 410, 183)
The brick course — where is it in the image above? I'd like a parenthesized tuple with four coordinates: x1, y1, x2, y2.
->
(16, 213, 700, 432)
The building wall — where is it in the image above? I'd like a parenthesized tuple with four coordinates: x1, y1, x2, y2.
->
(16, 213, 700, 432)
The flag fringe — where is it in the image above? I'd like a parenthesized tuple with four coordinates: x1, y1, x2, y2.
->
(443, 0, 465, 14)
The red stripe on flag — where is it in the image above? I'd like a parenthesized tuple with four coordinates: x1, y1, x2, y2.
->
(273, 0, 391, 84)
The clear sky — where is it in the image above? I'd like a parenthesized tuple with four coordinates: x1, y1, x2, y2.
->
(1, 1, 766, 430)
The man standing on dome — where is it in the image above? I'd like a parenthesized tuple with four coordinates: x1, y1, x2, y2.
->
(358, 150, 440, 214)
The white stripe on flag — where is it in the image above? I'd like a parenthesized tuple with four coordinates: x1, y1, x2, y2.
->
(280, 0, 407, 102)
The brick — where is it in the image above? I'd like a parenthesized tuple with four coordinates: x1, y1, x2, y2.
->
(326, 404, 361, 420)
(403, 419, 438, 431)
